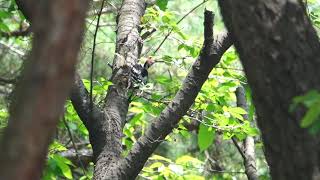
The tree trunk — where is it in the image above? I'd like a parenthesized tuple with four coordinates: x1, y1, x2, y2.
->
(218, 0, 320, 179)
(91, 0, 146, 179)
(0, 0, 88, 179)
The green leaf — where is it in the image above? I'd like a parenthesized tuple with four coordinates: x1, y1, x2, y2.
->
(150, 155, 173, 163)
(0, 10, 11, 18)
(301, 101, 320, 128)
(197, 124, 215, 151)
(183, 175, 205, 180)
(149, 162, 164, 169)
(308, 119, 320, 134)
(245, 127, 260, 136)
(175, 155, 203, 166)
(52, 155, 73, 179)
(49, 141, 67, 152)
(82, 79, 90, 90)
(155, 75, 171, 84)
(229, 107, 247, 114)
(156, 0, 169, 11)
(162, 15, 171, 24)
(0, 23, 10, 32)
(293, 90, 320, 108)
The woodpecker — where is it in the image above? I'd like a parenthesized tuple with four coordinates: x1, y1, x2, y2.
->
(131, 57, 154, 86)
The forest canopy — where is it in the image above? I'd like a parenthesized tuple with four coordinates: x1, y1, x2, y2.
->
(0, 0, 320, 179)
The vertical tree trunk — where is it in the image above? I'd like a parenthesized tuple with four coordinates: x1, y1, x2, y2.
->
(91, 0, 146, 179)
(0, 0, 88, 179)
(218, 0, 320, 179)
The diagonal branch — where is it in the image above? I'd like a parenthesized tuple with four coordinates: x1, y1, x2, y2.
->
(117, 10, 233, 179)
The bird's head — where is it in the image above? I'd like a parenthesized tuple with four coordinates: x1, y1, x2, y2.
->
(144, 57, 155, 69)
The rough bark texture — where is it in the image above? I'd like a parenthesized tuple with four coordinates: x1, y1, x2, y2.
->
(0, 0, 88, 179)
(236, 86, 258, 180)
(89, 0, 146, 179)
(218, 0, 320, 179)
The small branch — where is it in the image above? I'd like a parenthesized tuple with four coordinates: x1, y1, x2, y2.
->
(0, 41, 26, 57)
(231, 137, 246, 160)
(60, 148, 93, 167)
(63, 117, 87, 175)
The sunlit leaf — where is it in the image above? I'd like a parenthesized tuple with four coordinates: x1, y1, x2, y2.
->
(52, 155, 73, 179)
(197, 124, 215, 151)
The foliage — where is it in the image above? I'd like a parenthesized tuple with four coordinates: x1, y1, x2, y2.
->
(142, 154, 205, 179)
(291, 90, 320, 134)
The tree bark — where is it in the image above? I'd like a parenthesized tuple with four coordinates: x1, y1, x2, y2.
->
(0, 0, 88, 179)
(218, 0, 320, 179)
(235, 86, 258, 180)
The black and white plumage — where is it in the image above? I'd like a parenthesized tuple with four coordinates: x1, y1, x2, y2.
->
(131, 57, 154, 86)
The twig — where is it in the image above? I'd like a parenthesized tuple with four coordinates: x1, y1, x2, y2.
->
(214, 66, 244, 72)
(0, 27, 31, 38)
(62, 117, 87, 175)
(0, 41, 25, 57)
(90, 0, 106, 116)
(152, 0, 208, 54)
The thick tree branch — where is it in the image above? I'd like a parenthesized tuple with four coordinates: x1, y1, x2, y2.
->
(117, 11, 233, 179)
(218, 0, 320, 179)
(0, 0, 89, 179)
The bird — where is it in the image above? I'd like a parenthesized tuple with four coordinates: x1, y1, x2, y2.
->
(131, 57, 155, 86)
